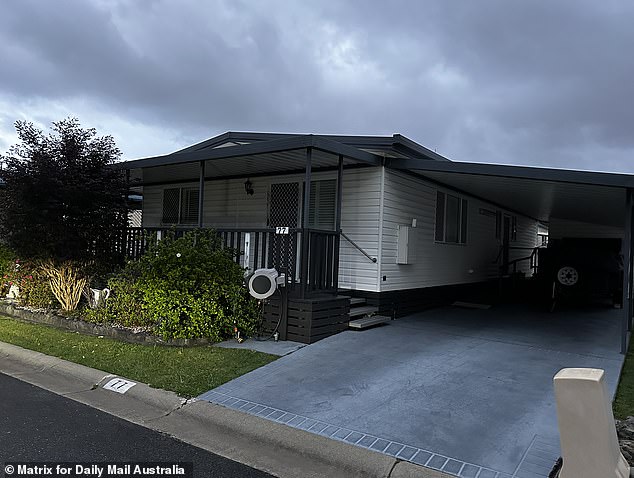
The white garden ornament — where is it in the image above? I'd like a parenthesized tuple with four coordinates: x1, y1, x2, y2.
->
(6, 284, 19, 299)
(89, 288, 111, 308)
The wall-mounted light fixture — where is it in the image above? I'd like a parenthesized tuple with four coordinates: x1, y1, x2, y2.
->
(244, 178, 254, 196)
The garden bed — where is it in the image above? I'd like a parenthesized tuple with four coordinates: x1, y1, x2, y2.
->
(0, 301, 211, 347)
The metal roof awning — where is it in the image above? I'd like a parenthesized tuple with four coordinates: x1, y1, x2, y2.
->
(388, 159, 634, 227)
(118, 134, 389, 187)
(115, 131, 458, 187)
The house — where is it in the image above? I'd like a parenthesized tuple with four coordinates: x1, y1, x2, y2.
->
(118, 132, 634, 350)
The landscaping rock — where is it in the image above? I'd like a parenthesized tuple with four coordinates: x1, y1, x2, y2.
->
(618, 417, 634, 441)
(616, 417, 634, 469)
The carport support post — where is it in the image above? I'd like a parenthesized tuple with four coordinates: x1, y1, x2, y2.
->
(622, 188, 632, 354)
(630, 199, 634, 331)
(198, 160, 205, 228)
(300, 147, 312, 299)
(333, 154, 344, 293)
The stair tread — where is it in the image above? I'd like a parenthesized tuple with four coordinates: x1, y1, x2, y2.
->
(348, 305, 378, 317)
(349, 297, 366, 305)
(349, 315, 390, 329)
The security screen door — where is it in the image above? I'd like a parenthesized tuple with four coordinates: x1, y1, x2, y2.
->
(269, 182, 299, 277)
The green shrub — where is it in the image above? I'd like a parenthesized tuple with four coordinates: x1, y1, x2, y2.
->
(84, 263, 150, 328)
(0, 243, 15, 272)
(0, 244, 17, 296)
(5, 260, 56, 309)
(97, 229, 259, 341)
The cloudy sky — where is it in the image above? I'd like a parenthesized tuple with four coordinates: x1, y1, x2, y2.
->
(0, 0, 632, 172)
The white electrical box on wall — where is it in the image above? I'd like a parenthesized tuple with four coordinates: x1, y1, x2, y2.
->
(397, 225, 415, 264)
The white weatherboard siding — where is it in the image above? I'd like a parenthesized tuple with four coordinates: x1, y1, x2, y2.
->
(549, 218, 624, 239)
(380, 169, 539, 292)
(141, 168, 381, 291)
(338, 168, 381, 291)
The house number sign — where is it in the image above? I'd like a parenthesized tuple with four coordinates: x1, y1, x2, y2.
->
(275, 227, 290, 235)
(103, 377, 137, 394)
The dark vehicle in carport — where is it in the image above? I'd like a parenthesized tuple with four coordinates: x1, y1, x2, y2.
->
(536, 238, 623, 310)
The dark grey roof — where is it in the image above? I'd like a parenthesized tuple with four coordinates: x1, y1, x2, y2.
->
(388, 158, 634, 189)
(116, 131, 450, 170)
(389, 158, 634, 226)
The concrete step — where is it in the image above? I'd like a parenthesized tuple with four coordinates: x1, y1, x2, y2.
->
(348, 315, 391, 330)
(349, 297, 366, 306)
(348, 305, 378, 318)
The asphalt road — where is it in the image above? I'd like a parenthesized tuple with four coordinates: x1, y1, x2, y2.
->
(0, 373, 274, 478)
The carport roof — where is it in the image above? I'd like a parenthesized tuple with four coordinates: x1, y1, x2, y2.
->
(388, 158, 634, 227)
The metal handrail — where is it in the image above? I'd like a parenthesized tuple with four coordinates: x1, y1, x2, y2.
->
(341, 231, 377, 263)
(507, 246, 544, 275)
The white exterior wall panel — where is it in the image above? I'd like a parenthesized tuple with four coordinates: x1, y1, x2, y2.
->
(338, 168, 381, 291)
(380, 169, 539, 291)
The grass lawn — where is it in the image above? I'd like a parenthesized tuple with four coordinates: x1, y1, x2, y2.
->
(0, 315, 277, 398)
(614, 342, 634, 419)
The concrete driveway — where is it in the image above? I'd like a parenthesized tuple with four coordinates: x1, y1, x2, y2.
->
(200, 304, 624, 478)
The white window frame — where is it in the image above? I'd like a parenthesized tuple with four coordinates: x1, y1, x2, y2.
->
(435, 190, 468, 245)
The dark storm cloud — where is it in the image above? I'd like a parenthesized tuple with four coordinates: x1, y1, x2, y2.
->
(0, 0, 631, 172)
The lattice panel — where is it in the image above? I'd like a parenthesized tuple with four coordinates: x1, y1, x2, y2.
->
(162, 188, 180, 224)
(270, 183, 299, 273)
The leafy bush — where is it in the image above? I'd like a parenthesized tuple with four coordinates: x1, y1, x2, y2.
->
(4, 259, 56, 309)
(0, 244, 17, 296)
(0, 118, 128, 267)
(95, 230, 259, 341)
(83, 261, 150, 328)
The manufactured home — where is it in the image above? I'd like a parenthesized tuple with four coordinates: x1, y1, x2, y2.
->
(118, 132, 634, 351)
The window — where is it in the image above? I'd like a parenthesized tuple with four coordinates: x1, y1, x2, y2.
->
(162, 187, 199, 224)
(306, 180, 336, 230)
(435, 191, 468, 244)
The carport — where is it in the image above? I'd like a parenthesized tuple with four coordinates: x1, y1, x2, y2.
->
(386, 159, 634, 353)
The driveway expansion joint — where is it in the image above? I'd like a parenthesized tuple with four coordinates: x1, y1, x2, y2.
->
(386, 459, 398, 478)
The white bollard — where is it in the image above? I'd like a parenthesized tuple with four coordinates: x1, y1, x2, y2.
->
(554, 368, 630, 478)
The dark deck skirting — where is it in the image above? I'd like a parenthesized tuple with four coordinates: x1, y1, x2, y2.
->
(262, 295, 350, 344)
(340, 280, 503, 318)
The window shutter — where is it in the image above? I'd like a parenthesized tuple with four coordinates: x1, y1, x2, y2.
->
(435, 191, 445, 241)
(308, 180, 336, 230)
(181, 188, 200, 224)
(162, 188, 180, 224)
(460, 199, 468, 244)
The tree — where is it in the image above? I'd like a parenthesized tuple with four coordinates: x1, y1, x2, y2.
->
(0, 118, 128, 266)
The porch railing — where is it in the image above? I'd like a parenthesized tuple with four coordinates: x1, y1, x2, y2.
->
(119, 226, 339, 298)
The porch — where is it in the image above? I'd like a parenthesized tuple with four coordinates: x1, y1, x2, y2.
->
(120, 226, 341, 299)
